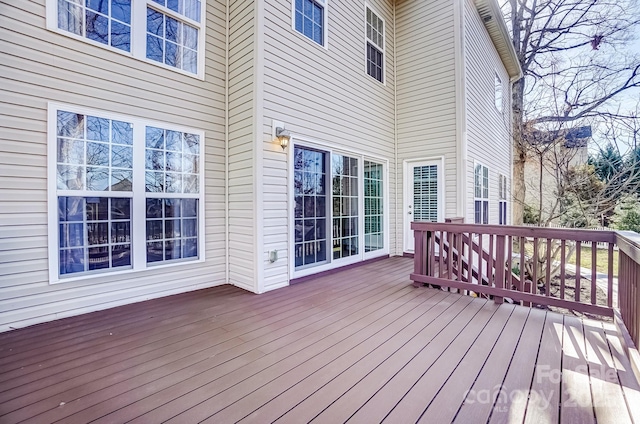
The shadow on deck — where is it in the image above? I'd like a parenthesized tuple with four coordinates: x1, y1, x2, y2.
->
(1, 257, 639, 423)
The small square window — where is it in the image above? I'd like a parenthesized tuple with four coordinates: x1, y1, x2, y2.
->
(294, 0, 325, 46)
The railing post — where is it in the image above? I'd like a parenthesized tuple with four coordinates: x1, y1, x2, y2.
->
(413, 229, 423, 287)
(494, 235, 505, 304)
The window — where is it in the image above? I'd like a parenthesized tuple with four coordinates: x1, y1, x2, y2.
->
(293, 145, 385, 272)
(49, 104, 204, 282)
(364, 161, 384, 252)
(332, 154, 359, 260)
(49, 0, 204, 76)
(293, 0, 326, 46)
(495, 72, 503, 112)
(499, 174, 508, 225)
(474, 163, 489, 224)
(365, 6, 384, 82)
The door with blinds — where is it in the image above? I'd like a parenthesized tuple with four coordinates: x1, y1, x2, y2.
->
(404, 160, 443, 253)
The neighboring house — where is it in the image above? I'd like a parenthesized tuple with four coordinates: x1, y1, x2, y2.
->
(523, 126, 591, 223)
(0, 0, 521, 332)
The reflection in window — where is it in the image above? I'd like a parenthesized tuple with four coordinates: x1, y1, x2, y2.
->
(294, 0, 324, 46)
(57, 0, 131, 51)
(146, 198, 198, 263)
(58, 196, 132, 275)
(145, 127, 200, 193)
(332, 154, 358, 259)
(364, 161, 383, 252)
(56, 110, 133, 192)
(294, 146, 327, 268)
(146, 6, 199, 73)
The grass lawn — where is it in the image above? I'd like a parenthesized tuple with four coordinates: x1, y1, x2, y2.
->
(566, 245, 619, 277)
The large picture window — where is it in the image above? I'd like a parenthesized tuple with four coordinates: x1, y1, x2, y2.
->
(48, 0, 204, 76)
(293, 145, 386, 273)
(49, 104, 204, 282)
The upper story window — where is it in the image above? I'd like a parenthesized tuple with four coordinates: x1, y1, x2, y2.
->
(474, 163, 489, 224)
(494, 72, 503, 112)
(293, 0, 327, 47)
(49, 104, 204, 282)
(365, 6, 384, 83)
(48, 0, 204, 77)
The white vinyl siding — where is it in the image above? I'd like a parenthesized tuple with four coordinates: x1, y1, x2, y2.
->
(396, 0, 458, 250)
(464, 0, 512, 225)
(262, 0, 396, 288)
(227, 0, 257, 292)
(0, 0, 226, 333)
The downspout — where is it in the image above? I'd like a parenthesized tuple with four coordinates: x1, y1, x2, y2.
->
(393, 0, 399, 255)
(225, 0, 230, 284)
(454, 0, 467, 220)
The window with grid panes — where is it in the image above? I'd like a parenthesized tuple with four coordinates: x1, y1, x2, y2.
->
(50, 104, 203, 281)
(366, 7, 384, 82)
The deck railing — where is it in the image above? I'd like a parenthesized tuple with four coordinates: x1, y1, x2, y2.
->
(617, 231, 640, 347)
(412, 222, 640, 346)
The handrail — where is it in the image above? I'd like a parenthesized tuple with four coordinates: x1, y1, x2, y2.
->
(411, 222, 619, 318)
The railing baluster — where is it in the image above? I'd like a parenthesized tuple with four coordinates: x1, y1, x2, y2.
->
(495, 235, 505, 304)
(576, 241, 581, 302)
(607, 242, 613, 308)
(560, 240, 566, 300)
(489, 234, 495, 289)
(477, 233, 483, 291)
(545, 238, 552, 297)
(591, 242, 597, 305)
(533, 238, 539, 294)
(447, 231, 454, 287)
(428, 230, 435, 277)
(507, 235, 513, 291)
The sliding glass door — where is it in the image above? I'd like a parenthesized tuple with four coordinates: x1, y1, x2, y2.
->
(293, 145, 386, 274)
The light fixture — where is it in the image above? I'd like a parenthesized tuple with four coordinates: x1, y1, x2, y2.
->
(275, 127, 291, 150)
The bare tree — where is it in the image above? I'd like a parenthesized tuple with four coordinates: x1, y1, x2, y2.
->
(503, 0, 640, 225)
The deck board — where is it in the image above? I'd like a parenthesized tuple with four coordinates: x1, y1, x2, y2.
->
(0, 257, 638, 424)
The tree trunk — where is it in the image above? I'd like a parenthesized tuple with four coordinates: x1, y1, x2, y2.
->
(512, 77, 526, 225)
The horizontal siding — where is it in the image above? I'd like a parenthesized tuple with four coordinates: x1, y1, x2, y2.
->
(228, 0, 256, 291)
(464, 0, 512, 225)
(0, 0, 227, 332)
(261, 0, 397, 289)
(395, 0, 459, 252)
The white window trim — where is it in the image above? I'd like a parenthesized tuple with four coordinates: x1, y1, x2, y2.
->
(364, 3, 385, 84)
(288, 136, 389, 280)
(47, 102, 206, 284)
(45, 0, 206, 79)
(474, 162, 489, 224)
(291, 0, 329, 50)
(494, 71, 503, 113)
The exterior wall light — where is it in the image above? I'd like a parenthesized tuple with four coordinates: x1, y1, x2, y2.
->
(275, 127, 291, 150)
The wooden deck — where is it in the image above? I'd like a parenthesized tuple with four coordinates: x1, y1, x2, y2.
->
(1, 257, 639, 424)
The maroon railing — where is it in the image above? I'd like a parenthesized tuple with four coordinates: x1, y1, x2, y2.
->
(617, 231, 640, 347)
(411, 223, 618, 317)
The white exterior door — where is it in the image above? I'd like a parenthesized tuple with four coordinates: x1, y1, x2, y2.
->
(404, 160, 443, 253)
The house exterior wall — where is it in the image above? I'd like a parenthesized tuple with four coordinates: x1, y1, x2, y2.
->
(463, 0, 513, 224)
(260, 0, 397, 286)
(395, 0, 460, 250)
(228, 0, 258, 291)
(0, 0, 519, 331)
(0, 0, 228, 332)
